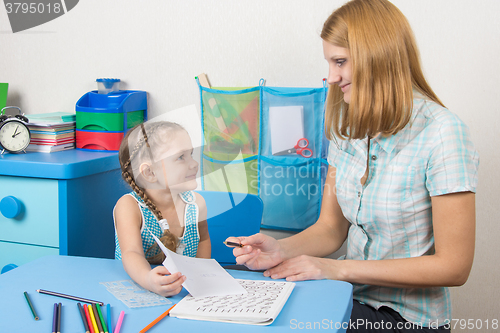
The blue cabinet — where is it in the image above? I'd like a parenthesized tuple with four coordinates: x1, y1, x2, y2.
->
(0, 150, 129, 271)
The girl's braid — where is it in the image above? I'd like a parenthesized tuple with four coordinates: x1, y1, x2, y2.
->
(119, 122, 182, 264)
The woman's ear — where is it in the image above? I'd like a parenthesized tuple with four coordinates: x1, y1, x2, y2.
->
(139, 163, 157, 183)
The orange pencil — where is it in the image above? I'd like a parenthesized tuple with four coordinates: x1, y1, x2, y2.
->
(139, 304, 176, 333)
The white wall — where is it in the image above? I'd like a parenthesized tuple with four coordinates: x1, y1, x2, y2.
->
(1, 1, 499, 330)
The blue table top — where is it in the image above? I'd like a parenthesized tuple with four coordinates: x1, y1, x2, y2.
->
(0, 255, 353, 332)
(0, 149, 120, 179)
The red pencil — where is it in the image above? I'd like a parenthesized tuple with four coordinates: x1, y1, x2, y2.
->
(83, 304, 95, 333)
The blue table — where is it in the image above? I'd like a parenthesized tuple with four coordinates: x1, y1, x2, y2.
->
(0, 255, 353, 332)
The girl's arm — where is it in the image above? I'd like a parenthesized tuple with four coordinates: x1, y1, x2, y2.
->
(114, 195, 185, 296)
(265, 191, 476, 288)
(195, 192, 211, 259)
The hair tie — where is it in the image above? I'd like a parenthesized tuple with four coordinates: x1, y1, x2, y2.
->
(158, 219, 169, 232)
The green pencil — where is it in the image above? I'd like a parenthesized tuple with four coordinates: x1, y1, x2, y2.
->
(96, 303, 108, 333)
(23, 291, 39, 320)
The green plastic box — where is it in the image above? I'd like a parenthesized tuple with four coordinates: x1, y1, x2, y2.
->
(0, 83, 8, 111)
(76, 110, 144, 131)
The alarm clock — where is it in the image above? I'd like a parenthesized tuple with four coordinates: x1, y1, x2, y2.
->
(0, 106, 31, 154)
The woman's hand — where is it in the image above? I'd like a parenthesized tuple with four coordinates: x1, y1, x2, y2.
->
(226, 233, 283, 271)
(146, 266, 186, 297)
(263, 255, 339, 282)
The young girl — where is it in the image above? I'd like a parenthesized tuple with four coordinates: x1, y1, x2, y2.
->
(114, 120, 210, 297)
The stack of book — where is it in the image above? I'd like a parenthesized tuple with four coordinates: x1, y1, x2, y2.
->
(26, 112, 76, 153)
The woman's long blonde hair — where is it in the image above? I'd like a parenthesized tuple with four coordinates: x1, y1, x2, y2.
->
(321, 0, 444, 140)
(119, 121, 185, 264)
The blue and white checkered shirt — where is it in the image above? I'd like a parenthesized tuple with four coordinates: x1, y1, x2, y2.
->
(327, 96, 479, 326)
(114, 190, 200, 259)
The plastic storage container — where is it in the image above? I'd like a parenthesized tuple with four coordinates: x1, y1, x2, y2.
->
(75, 90, 147, 151)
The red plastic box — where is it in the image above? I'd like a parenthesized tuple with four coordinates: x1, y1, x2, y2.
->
(76, 130, 124, 151)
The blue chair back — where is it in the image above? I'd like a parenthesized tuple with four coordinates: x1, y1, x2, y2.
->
(196, 191, 263, 265)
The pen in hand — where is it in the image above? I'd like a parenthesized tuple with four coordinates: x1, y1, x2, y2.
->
(223, 241, 244, 248)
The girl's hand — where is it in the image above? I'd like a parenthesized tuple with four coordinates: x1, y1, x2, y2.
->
(147, 266, 186, 297)
(263, 255, 338, 282)
(226, 233, 283, 271)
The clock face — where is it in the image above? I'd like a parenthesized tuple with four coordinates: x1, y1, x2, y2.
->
(0, 120, 31, 153)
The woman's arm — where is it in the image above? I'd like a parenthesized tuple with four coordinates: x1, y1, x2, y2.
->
(278, 166, 350, 259)
(195, 193, 211, 259)
(339, 191, 475, 287)
(232, 166, 350, 269)
(266, 191, 476, 288)
(114, 195, 185, 296)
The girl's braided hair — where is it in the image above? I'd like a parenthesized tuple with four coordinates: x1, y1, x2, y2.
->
(119, 121, 185, 264)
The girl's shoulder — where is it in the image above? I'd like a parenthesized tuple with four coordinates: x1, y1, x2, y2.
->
(114, 193, 143, 228)
(116, 193, 139, 209)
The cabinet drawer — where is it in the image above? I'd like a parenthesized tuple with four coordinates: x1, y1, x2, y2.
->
(0, 176, 59, 247)
(0, 241, 59, 272)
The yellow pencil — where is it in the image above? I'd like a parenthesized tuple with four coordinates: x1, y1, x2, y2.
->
(88, 302, 100, 333)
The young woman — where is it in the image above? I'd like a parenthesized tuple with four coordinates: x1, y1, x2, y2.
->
(228, 0, 479, 331)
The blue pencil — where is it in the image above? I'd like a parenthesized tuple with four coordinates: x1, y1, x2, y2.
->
(106, 304, 112, 333)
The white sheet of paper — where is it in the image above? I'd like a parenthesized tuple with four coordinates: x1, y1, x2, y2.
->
(150, 232, 247, 298)
(269, 105, 304, 154)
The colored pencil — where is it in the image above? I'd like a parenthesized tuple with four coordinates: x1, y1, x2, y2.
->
(23, 291, 39, 320)
(88, 303, 99, 333)
(52, 303, 58, 333)
(56, 303, 62, 333)
(92, 303, 104, 333)
(84, 304, 95, 333)
(37, 289, 104, 305)
(223, 241, 244, 248)
(139, 304, 176, 333)
(114, 311, 125, 333)
(37, 289, 103, 305)
(77, 303, 90, 333)
(96, 303, 108, 333)
(106, 304, 112, 333)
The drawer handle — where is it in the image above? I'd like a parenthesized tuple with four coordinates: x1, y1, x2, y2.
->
(0, 196, 23, 218)
(1, 264, 18, 274)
